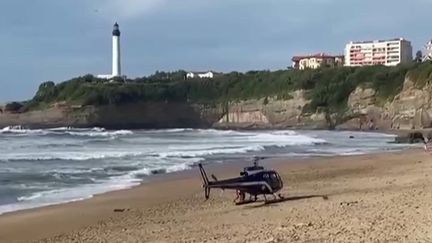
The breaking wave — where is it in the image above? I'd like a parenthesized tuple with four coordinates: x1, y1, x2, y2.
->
(0, 126, 133, 138)
(0, 126, 46, 135)
(1, 151, 145, 162)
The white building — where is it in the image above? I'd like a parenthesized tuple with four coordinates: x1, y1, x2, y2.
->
(186, 71, 215, 79)
(344, 38, 413, 67)
(424, 40, 432, 61)
(97, 23, 124, 80)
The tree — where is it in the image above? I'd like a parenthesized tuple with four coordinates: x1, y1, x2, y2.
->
(34, 81, 57, 102)
(5, 102, 23, 113)
(415, 50, 423, 63)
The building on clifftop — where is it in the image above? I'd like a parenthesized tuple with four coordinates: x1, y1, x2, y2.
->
(291, 53, 344, 70)
(186, 71, 219, 79)
(344, 38, 412, 67)
(423, 39, 432, 61)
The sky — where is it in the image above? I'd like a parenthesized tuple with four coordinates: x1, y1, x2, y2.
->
(0, 0, 431, 101)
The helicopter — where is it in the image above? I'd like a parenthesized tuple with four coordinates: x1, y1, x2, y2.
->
(198, 157, 284, 204)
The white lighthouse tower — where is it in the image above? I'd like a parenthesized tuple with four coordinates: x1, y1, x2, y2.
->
(112, 22, 121, 77)
(97, 22, 123, 80)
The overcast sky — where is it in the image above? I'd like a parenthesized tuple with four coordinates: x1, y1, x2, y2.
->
(0, 0, 431, 101)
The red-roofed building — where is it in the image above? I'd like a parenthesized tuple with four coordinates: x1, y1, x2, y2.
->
(291, 53, 344, 70)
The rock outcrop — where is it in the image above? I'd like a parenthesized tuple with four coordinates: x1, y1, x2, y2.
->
(347, 87, 377, 114)
(341, 76, 432, 130)
(385, 76, 432, 129)
(214, 90, 329, 129)
(0, 102, 223, 129)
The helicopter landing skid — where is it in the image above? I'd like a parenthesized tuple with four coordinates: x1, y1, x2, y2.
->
(263, 193, 285, 204)
(234, 191, 284, 205)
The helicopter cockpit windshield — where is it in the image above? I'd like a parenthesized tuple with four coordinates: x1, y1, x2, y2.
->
(263, 171, 283, 189)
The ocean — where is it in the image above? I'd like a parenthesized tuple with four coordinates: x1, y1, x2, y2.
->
(0, 126, 410, 215)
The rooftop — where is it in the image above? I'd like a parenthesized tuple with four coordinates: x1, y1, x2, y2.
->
(292, 53, 344, 61)
(187, 71, 219, 74)
(349, 38, 408, 45)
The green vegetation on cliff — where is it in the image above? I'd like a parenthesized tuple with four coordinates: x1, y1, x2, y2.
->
(26, 62, 432, 115)
(406, 61, 432, 88)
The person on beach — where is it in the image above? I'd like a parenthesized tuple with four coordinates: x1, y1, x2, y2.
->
(423, 135, 432, 152)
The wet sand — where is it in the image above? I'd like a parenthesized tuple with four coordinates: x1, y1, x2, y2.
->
(1, 149, 432, 242)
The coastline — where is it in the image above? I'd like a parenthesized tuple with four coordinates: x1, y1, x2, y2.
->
(2, 148, 432, 242)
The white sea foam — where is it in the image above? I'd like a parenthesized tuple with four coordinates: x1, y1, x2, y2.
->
(155, 128, 195, 133)
(196, 129, 242, 135)
(252, 133, 326, 145)
(165, 162, 194, 173)
(156, 145, 266, 158)
(269, 130, 298, 136)
(1, 151, 144, 162)
(0, 173, 141, 215)
(47, 127, 74, 131)
(0, 126, 132, 138)
(64, 129, 133, 138)
(0, 126, 47, 135)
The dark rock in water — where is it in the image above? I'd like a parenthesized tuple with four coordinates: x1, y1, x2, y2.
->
(151, 169, 166, 175)
(394, 131, 425, 144)
(349, 136, 355, 139)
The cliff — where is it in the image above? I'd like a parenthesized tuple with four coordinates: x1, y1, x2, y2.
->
(0, 103, 223, 129)
(214, 90, 327, 129)
(3, 63, 432, 130)
(0, 90, 328, 129)
(341, 75, 432, 130)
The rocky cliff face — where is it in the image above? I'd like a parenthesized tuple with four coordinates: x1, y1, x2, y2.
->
(0, 106, 92, 129)
(0, 102, 224, 129)
(214, 90, 328, 129)
(386, 77, 432, 129)
(217, 75, 432, 130)
(342, 76, 432, 130)
(2, 74, 432, 130)
(91, 102, 223, 129)
(341, 87, 388, 130)
(216, 91, 301, 128)
(214, 75, 432, 130)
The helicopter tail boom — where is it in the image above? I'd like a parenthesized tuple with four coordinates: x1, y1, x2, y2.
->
(198, 164, 211, 199)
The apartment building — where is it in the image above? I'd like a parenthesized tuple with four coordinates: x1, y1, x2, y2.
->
(344, 38, 412, 67)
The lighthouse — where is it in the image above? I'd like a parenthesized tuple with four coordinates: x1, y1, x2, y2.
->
(97, 23, 123, 80)
(112, 22, 121, 77)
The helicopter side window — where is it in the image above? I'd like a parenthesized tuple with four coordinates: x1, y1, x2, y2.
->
(269, 172, 280, 183)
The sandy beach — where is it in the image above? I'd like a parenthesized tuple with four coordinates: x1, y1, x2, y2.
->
(1, 149, 432, 243)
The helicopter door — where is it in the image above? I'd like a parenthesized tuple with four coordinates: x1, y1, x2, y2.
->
(261, 173, 271, 193)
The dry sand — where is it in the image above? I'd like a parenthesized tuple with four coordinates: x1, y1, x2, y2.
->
(1, 149, 432, 243)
